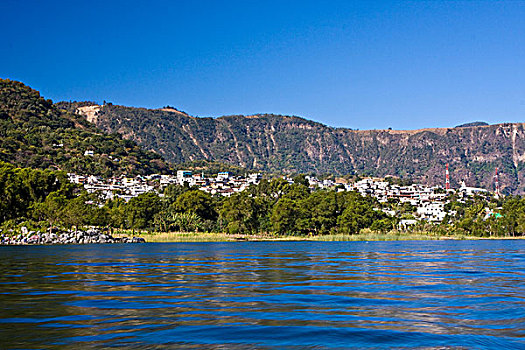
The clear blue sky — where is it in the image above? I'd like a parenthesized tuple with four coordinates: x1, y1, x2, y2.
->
(1, 0, 523, 130)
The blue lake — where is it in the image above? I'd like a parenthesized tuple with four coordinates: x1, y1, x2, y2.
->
(0, 240, 524, 349)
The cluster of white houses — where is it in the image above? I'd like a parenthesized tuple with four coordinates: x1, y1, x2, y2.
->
(67, 171, 263, 202)
(68, 170, 493, 224)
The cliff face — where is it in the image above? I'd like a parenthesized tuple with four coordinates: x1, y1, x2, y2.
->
(74, 103, 525, 194)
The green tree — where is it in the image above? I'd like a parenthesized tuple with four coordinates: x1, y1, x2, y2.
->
(32, 192, 67, 229)
(337, 197, 383, 234)
(270, 197, 305, 235)
(162, 183, 192, 205)
(220, 192, 261, 234)
(501, 196, 525, 236)
(62, 195, 89, 230)
(125, 192, 162, 230)
(174, 190, 217, 221)
(300, 191, 338, 235)
(293, 174, 309, 187)
(107, 197, 127, 229)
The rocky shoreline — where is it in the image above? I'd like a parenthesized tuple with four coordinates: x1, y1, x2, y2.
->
(0, 227, 146, 245)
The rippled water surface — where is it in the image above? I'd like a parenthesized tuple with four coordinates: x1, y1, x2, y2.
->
(0, 240, 524, 349)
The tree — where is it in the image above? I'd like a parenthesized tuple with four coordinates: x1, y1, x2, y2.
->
(501, 196, 525, 236)
(337, 196, 384, 234)
(270, 197, 305, 235)
(162, 183, 192, 205)
(282, 183, 310, 202)
(107, 197, 127, 229)
(125, 192, 162, 230)
(293, 174, 309, 187)
(62, 195, 89, 230)
(220, 192, 261, 234)
(32, 192, 67, 229)
(174, 190, 217, 221)
(300, 191, 338, 235)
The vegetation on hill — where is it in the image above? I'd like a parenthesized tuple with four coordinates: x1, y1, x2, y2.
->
(2, 163, 524, 239)
(71, 102, 525, 194)
(0, 79, 170, 176)
(0, 162, 76, 226)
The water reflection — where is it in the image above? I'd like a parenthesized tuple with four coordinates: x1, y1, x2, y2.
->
(0, 241, 524, 349)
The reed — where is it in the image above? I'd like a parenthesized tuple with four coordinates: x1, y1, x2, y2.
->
(138, 231, 235, 242)
(309, 231, 442, 241)
(133, 230, 475, 243)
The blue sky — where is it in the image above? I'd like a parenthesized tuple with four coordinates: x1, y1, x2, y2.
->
(1, 0, 523, 130)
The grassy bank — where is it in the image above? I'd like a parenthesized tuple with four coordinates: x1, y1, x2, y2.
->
(127, 230, 523, 243)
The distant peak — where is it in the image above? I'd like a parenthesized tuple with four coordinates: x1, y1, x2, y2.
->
(455, 121, 489, 128)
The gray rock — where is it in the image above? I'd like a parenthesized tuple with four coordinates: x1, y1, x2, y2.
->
(1, 227, 144, 245)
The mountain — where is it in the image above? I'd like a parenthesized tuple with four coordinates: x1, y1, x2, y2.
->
(67, 102, 525, 194)
(6, 79, 521, 193)
(455, 121, 489, 128)
(0, 79, 170, 176)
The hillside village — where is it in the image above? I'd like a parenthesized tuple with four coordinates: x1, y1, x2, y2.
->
(68, 170, 497, 227)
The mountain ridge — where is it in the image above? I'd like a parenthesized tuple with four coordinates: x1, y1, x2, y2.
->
(68, 102, 514, 134)
(65, 101, 525, 194)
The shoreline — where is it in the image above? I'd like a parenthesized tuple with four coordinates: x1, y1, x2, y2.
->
(2, 229, 522, 245)
(135, 231, 525, 243)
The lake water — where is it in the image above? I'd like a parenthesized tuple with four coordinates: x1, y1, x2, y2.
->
(0, 240, 524, 349)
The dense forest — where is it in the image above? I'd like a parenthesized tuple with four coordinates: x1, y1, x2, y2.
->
(70, 102, 525, 194)
(0, 79, 170, 177)
(2, 162, 524, 238)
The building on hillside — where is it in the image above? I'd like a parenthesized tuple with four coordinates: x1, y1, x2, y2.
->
(417, 202, 447, 222)
(247, 173, 262, 184)
(176, 170, 192, 185)
(216, 172, 231, 181)
(459, 181, 488, 197)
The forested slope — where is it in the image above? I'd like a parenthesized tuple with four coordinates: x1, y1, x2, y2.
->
(0, 80, 170, 176)
(71, 102, 525, 194)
